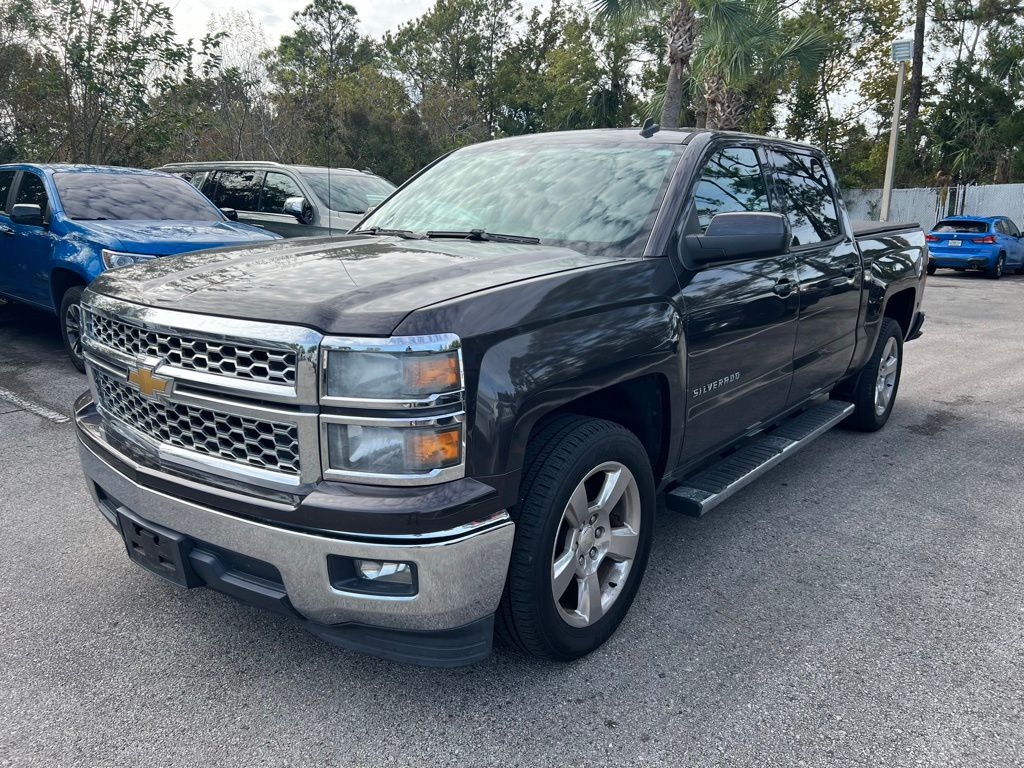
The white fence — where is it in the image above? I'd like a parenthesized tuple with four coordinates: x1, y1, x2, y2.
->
(845, 184, 1024, 230)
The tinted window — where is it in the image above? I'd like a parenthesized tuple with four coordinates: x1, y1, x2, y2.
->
(1007, 219, 1021, 237)
(171, 170, 206, 189)
(300, 172, 396, 214)
(0, 171, 14, 212)
(934, 220, 989, 234)
(693, 147, 771, 231)
(360, 142, 683, 256)
(54, 172, 221, 221)
(771, 151, 840, 246)
(15, 172, 49, 209)
(260, 172, 303, 213)
(208, 170, 261, 211)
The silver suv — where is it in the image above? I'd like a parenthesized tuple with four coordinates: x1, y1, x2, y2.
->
(155, 161, 396, 237)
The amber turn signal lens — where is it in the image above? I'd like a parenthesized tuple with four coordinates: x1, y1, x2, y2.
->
(406, 426, 461, 470)
(403, 354, 459, 393)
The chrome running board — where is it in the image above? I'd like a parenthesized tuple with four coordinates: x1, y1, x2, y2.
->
(666, 400, 855, 517)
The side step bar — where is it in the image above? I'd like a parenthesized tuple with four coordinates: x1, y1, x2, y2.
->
(665, 400, 855, 517)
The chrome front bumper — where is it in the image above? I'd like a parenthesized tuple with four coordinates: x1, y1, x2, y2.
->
(76, 411, 515, 637)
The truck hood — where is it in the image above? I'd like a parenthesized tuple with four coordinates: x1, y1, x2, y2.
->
(78, 219, 280, 255)
(89, 235, 624, 335)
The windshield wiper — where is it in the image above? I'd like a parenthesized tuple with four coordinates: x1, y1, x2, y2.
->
(425, 229, 541, 245)
(351, 227, 424, 239)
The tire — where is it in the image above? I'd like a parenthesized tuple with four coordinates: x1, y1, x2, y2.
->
(839, 317, 903, 432)
(496, 415, 656, 661)
(59, 285, 86, 373)
(926, 263, 936, 276)
(986, 254, 1005, 279)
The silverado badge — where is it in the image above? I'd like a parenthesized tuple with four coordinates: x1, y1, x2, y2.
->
(127, 357, 173, 400)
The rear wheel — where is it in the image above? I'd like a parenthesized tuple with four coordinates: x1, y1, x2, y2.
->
(839, 318, 903, 432)
(59, 285, 86, 373)
(496, 416, 655, 661)
(986, 253, 1005, 279)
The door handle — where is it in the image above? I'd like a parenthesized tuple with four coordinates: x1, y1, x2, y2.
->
(843, 263, 858, 278)
(772, 278, 793, 297)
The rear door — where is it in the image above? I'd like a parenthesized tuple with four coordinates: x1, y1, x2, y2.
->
(7, 171, 57, 306)
(768, 149, 861, 402)
(677, 143, 799, 464)
(1004, 218, 1024, 266)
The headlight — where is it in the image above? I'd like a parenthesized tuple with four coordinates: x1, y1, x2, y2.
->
(321, 334, 462, 407)
(323, 415, 464, 481)
(319, 334, 466, 484)
(102, 249, 156, 269)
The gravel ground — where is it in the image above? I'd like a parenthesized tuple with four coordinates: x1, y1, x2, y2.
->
(1, 271, 1022, 767)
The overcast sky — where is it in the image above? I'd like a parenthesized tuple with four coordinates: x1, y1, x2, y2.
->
(167, 0, 551, 44)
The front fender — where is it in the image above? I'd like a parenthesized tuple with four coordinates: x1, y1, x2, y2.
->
(469, 300, 684, 495)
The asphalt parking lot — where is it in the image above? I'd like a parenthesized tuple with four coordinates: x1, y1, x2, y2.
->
(1, 272, 1022, 767)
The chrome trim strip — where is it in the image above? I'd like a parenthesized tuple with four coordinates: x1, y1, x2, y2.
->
(79, 433, 514, 631)
(319, 411, 466, 486)
(319, 333, 465, 410)
(82, 291, 322, 405)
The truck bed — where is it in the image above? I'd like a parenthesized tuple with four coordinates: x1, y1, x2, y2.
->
(851, 220, 920, 238)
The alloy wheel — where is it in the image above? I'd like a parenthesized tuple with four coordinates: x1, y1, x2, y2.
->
(550, 461, 642, 628)
(65, 302, 83, 361)
(874, 336, 899, 416)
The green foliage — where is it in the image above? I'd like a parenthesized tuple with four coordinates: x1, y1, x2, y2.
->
(0, 0, 1019, 186)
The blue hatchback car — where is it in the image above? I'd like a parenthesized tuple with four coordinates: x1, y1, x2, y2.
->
(926, 215, 1024, 279)
(0, 164, 281, 369)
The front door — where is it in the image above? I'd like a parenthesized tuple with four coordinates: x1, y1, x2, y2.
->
(676, 144, 799, 465)
(768, 150, 861, 402)
(252, 171, 322, 237)
(7, 171, 57, 307)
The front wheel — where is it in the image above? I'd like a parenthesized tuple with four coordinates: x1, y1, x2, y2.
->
(986, 254, 1005, 279)
(839, 317, 903, 432)
(496, 416, 655, 661)
(59, 285, 86, 373)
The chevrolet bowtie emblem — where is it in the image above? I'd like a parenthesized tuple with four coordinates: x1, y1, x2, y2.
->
(128, 360, 172, 399)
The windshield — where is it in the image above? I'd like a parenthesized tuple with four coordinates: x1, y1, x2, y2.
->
(359, 141, 683, 256)
(300, 172, 396, 214)
(54, 172, 222, 221)
(934, 220, 989, 233)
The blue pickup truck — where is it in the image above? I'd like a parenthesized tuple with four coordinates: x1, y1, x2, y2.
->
(0, 164, 281, 369)
(926, 215, 1024, 279)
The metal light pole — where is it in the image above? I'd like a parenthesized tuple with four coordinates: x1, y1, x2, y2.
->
(880, 40, 915, 221)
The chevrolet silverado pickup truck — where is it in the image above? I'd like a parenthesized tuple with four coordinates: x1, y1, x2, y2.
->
(74, 128, 926, 667)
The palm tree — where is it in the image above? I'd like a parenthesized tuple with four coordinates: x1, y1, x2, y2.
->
(693, 0, 829, 130)
(594, 0, 698, 129)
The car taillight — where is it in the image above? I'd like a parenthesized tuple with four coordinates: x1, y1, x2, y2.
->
(972, 234, 997, 244)
(925, 234, 939, 242)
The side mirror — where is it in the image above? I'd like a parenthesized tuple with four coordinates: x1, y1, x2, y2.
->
(10, 203, 44, 227)
(219, 207, 239, 221)
(684, 212, 790, 264)
(283, 196, 313, 225)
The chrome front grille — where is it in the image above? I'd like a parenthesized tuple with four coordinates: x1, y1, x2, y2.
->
(85, 310, 297, 386)
(94, 371, 301, 475)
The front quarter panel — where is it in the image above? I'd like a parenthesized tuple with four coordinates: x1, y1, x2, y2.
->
(394, 258, 685, 507)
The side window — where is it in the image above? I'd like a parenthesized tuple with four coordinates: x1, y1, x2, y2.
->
(172, 170, 206, 190)
(260, 172, 303, 214)
(770, 151, 841, 246)
(14, 172, 49, 210)
(1008, 220, 1021, 237)
(0, 171, 14, 213)
(693, 146, 771, 231)
(993, 220, 1004, 235)
(208, 170, 261, 211)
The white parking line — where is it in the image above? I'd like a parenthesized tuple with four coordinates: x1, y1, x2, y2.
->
(0, 388, 70, 423)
